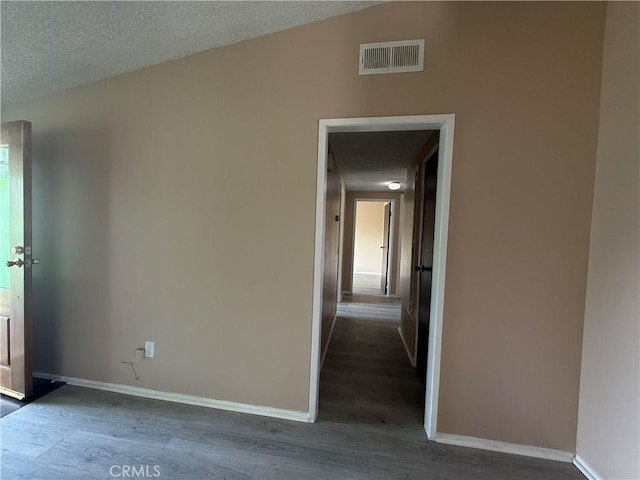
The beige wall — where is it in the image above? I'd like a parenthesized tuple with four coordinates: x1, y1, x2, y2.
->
(353, 201, 386, 274)
(321, 153, 342, 356)
(4, 2, 606, 449)
(342, 192, 402, 296)
(576, 3, 640, 478)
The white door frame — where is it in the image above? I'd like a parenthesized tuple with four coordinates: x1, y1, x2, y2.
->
(309, 114, 455, 439)
(351, 197, 396, 296)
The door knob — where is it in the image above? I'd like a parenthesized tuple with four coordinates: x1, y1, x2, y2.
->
(7, 258, 24, 268)
(414, 265, 432, 272)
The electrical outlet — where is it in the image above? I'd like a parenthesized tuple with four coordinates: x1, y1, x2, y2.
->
(144, 341, 155, 358)
(135, 348, 144, 359)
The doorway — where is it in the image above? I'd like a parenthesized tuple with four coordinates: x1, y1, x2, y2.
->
(352, 200, 394, 296)
(310, 115, 455, 440)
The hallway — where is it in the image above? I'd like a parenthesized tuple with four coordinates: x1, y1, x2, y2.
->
(319, 294, 424, 425)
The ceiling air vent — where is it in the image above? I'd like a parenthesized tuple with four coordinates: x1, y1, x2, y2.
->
(359, 39, 425, 75)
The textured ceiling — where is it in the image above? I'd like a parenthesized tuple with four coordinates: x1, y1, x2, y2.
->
(0, 1, 377, 106)
(329, 131, 433, 192)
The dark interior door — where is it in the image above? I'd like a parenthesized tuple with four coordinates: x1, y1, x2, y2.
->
(416, 149, 438, 382)
(380, 202, 391, 294)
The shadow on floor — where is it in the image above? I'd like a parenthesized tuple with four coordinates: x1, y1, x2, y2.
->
(1, 377, 66, 418)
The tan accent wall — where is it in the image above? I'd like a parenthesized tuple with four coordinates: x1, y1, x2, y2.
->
(321, 153, 342, 356)
(576, 3, 640, 478)
(341, 192, 402, 296)
(4, 2, 606, 448)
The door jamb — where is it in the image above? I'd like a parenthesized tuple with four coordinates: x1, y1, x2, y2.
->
(309, 114, 455, 440)
(336, 182, 346, 302)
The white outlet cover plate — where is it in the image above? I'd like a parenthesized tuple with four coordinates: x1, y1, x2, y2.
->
(144, 341, 155, 358)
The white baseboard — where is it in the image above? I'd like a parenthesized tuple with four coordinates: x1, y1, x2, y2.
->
(436, 433, 574, 463)
(320, 314, 338, 369)
(33, 371, 310, 423)
(573, 454, 603, 480)
(397, 326, 416, 367)
(353, 271, 380, 275)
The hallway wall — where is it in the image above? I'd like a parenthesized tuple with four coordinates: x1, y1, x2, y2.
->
(4, 2, 606, 450)
(320, 152, 343, 357)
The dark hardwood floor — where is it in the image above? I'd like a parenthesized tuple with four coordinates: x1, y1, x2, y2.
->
(0, 295, 584, 479)
(320, 293, 423, 427)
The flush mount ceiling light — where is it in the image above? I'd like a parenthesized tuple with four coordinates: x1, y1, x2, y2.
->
(388, 182, 402, 191)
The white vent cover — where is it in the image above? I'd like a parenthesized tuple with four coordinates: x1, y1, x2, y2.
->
(359, 39, 425, 75)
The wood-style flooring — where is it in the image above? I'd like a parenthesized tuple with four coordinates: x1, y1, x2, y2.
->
(351, 273, 385, 296)
(1, 377, 66, 418)
(321, 293, 422, 427)
(0, 295, 584, 479)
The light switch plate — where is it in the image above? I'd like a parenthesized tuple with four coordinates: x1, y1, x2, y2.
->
(144, 341, 155, 358)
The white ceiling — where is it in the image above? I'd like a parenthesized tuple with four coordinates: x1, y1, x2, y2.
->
(329, 131, 433, 192)
(0, 1, 377, 106)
